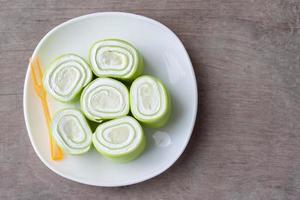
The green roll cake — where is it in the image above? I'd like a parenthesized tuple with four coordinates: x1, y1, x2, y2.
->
(43, 54, 93, 102)
(92, 116, 146, 162)
(51, 108, 93, 155)
(89, 39, 143, 81)
(130, 75, 171, 128)
(80, 78, 130, 122)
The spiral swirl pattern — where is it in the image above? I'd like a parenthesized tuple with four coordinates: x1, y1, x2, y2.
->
(130, 75, 171, 127)
(92, 116, 145, 162)
(43, 54, 92, 102)
(80, 78, 129, 122)
(89, 39, 143, 80)
(51, 109, 93, 155)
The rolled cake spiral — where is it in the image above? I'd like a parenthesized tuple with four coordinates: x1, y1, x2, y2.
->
(43, 54, 92, 102)
(51, 108, 93, 155)
(80, 78, 130, 122)
(89, 39, 143, 81)
(92, 116, 145, 162)
(130, 75, 171, 127)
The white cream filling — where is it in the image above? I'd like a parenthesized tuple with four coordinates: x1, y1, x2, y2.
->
(58, 116, 85, 143)
(81, 78, 129, 120)
(90, 86, 123, 113)
(102, 124, 134, 149)
(90, 40, 137, 77)
(131, 77, 167, 120)
(44, 55, 92, 101)
(51, 63, 82, 96)
(94, 117, 142, 155)
(138, 82, 160, 115)
(96, 47, 130, 70)
(53, 109, 92, 152)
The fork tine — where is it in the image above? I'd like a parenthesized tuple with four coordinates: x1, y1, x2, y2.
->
(30, 57, 38, 86)
(35, 57, 44, 83)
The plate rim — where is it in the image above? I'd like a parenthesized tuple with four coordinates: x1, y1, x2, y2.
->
(23, 12, 198, 187)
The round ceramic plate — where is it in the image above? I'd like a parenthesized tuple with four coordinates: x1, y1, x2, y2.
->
(23, 12, 197, 187)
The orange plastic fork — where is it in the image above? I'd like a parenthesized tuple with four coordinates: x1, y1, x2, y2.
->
(30, 57, 63, 160)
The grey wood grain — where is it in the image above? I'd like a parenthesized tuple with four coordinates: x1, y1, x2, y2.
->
(1, 0, 300, 199)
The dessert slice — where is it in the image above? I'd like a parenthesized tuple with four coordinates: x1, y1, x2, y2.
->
(51, 109, 93, 155)
(92, 116, 146, 162)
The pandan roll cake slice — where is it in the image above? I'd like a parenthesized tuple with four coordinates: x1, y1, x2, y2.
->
(89, 39, 143, 81)
(92, 116, 146, 162)
(130, 75, 171, 128)
(80, 78, 130, 122)
(51, 108, 93, 155)
(43, 54, 92, 102)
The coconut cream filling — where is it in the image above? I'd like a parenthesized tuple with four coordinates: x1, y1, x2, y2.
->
(53, 110, 92, 152)
(137, 82, 161, 115)
(96, 47, 131, 70)
(131, 77, 167, 120)
(81, 79, 129, 120)
(94, 117, 142, 155)
(90, 40, 137, 77)
(50, 63, 83, 97)
(44, 55, 92, 100)
(88, 86, 124, 113)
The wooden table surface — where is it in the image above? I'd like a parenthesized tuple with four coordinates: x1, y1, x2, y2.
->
(1, 0, 300, 199)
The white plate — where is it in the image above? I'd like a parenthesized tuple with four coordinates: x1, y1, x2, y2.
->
(23, 12, 198, 187)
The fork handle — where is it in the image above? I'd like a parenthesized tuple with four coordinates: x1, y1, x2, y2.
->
(40, 96, 64, 160)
